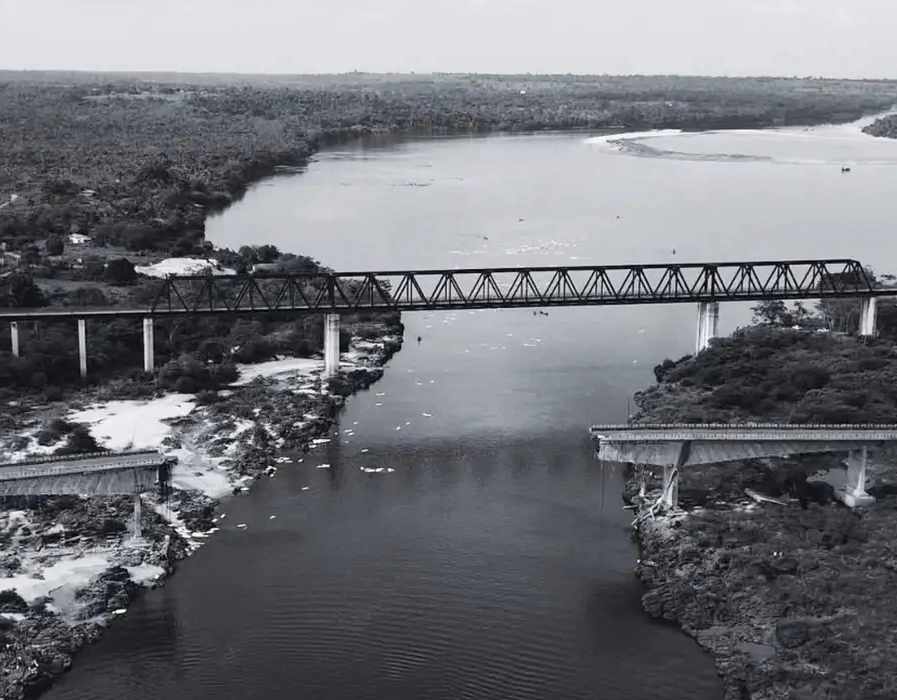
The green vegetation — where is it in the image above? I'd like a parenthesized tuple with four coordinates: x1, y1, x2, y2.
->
(2, 72, 897, 395)
(644, 292, 897, 424)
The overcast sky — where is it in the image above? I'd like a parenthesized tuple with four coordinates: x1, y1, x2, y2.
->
(0, 0, 894, 78)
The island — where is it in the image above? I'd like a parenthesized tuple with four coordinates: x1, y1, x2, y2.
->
(625, 300, 897, 700)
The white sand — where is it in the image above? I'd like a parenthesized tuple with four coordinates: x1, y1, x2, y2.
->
(135, 257, 236, 278)
(68, 394, 196, 452)
(0, 553, 110, 605)
(125, 563, 165, 585)
(231, 356, 322, 385)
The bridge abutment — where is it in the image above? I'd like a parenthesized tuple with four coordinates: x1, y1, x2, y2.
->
(695, 301, 719, 354)
(10, 321, 19, 358)
(837, 447, 875, 508)
(859, 297, 877, 337)
(77, 318, 87, 379)
(143, 317, 155, 373)
(324, 313, 340, 378)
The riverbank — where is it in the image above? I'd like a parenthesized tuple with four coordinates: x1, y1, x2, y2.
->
(0, 325, 402, 700)
(625, 325, 897, 700)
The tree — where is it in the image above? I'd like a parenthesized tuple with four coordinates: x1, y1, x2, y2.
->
(45, 236, 64, 256)
(751, 300, 791, 326)
(0, 273, 46, 308)
(104, 257, 137, 286)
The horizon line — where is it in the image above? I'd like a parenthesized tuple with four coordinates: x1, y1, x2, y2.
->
(1, 68, 896, 83)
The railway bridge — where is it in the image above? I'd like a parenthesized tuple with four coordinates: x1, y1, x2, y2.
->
(590, 423, 897, 509)
(0, 258, 888, 379)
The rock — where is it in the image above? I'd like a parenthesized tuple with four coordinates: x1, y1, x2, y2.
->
(775, 619, 810, 648)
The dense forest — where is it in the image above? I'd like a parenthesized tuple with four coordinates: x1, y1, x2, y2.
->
(641, 297, 897, 424)
(3, 72, 897, 395)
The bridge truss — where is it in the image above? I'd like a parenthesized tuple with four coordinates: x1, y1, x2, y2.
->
(148, 259, 878, 315)
(0, 258, 884, 320)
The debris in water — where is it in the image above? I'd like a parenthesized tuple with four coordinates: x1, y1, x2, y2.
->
(422, 413, 433, 417)
(269, 515, 277, 520)
(317, 464, 331, 469)
(301, 486, 310, 491)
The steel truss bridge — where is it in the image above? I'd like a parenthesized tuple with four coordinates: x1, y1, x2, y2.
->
(0, 258, 887, 320)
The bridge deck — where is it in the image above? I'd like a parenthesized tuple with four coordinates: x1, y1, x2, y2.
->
(0, 259, 889, 320)
(590, 424, 897, 442)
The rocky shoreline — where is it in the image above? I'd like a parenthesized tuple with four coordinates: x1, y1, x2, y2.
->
(624, 338, 897, 699)
(862, 114, 897, 139)
(0, 325, 402, 700)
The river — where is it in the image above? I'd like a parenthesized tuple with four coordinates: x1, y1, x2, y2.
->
(44, 117, 897, 700)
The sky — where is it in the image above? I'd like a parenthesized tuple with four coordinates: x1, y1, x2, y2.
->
(0, 0, 894, 78)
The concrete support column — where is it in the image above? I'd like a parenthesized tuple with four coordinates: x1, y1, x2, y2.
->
(10, 321, 19, 358)
(133, 493, 143, 539)
(142, 317, 155, 372)
(77, 318, 87, 380)
(838, 447, 875, 508)
(695, 301, 720, 354)
(859, 297, 877, 337)
(661, 465, 679, 509)
(323, 313, 340, 378)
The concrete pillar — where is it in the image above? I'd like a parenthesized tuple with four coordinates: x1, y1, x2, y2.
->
(838, 447, 875, 508)
(10, 321, 19, 358)
(661, 465, 679, 509)
(323, 313, 340, 378)
(695, 301, 720, 354)
(133, 493, 142, 539)
(142, 317, 155, 372)
(77, 318, 87, 380)
(859, 297, 877, 337)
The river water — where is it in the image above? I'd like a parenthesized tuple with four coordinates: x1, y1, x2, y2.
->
(45, 117, 897, 700)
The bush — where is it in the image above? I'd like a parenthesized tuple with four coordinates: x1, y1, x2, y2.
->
(45, 236, 64, 256)
(195, 390, 219, 405)
(55, 425, 100, 455)
(0, 589, 27, 613)
(104, 257, 137, 286)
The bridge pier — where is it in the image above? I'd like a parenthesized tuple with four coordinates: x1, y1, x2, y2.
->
(324, 313, 340, 378)
(837, 447, 875, 508)
(10, 321, 19, 358)
(133, 493, 143, 539)
(77, 318, 87, 380)
(661, 465, 679, 509)
(695, 302, 719, 354)
(859, 297, 877, 337)
(143, 317, 155, 372)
